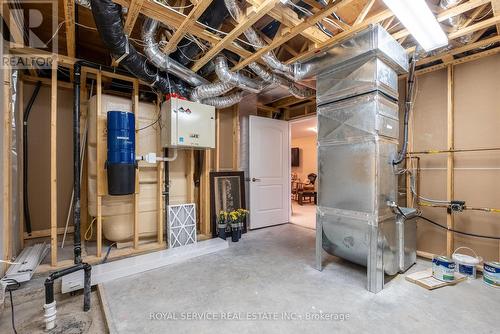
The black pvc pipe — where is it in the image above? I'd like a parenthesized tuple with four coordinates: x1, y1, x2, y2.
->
(393, 57, 417, 165)
(22, 81, 42, 235)
(44, 262, 92, 311)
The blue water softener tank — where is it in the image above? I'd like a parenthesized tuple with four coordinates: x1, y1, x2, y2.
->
(106, 111, 136, 195)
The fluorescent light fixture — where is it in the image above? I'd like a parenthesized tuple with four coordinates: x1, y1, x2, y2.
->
(382, 0, 448, 51)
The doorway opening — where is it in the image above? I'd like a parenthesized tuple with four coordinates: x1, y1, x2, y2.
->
(289, 116, 317, 230)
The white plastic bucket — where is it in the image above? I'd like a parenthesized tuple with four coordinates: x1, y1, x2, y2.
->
(452, 247, 482, 279)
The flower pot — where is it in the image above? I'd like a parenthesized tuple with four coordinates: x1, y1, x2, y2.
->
(217, 224, 227, 240)
(237, 222, 242, 240)
(231, 227, 239, 242)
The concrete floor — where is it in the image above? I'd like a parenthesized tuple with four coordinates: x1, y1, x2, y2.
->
(290, 202, 316, 230)
(100, 224, 499, 334)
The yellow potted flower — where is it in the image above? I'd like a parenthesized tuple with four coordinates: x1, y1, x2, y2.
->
(217, 211, 228, 240)
(229, 210, 240, 242)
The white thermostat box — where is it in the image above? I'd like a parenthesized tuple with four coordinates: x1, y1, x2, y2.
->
(160, 97, 216, 149)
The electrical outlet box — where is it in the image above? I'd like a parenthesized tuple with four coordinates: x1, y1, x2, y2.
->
(160, 98, 216, 149)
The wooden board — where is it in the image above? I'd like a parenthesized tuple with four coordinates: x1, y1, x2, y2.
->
(406, 269, 467, 290)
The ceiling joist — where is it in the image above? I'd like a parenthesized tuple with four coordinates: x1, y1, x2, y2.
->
(233, 0, 359, 71)
(191, 0, 281, 71)
(162, 0, 214, 54)
(123, 0, 145, 36)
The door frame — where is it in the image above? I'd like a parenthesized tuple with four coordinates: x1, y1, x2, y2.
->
(288, 115, 317, 209)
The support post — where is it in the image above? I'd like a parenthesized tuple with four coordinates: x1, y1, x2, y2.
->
(133, 80, 139, 249)
(96, 71, 102, 258)
(446, 65, 455, 257)
(50, 58, 58, 266)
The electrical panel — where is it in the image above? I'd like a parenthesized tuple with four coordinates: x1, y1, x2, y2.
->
(160, 97, 216, 149)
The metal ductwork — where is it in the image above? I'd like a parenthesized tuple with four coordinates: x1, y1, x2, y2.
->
(190, 81, 235, 101)
(224, 0, 294, 78)
(75, 0, 91, 9)
(439, 0, 472, 44)
(248, 62, 314, 99)
(199, 91, 245, 108)
(440, 0, 466, 28)
(90, 0, 189, 96)
(142, 18, 210, 87)
(90, 0, 243, 108)
(214, 56, 266, 93)
(170, 0, 229, 68)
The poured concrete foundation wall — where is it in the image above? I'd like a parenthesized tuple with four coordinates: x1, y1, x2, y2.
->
(412, 54, 500, 261)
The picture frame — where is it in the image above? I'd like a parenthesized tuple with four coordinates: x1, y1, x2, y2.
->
(209, 171, 247, 237)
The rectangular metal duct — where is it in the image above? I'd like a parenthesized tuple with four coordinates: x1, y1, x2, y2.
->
(315, 24, 416, 293)
(295, 24, 409, 81)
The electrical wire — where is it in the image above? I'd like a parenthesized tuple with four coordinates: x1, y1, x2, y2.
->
(2, 278, 20, 334)
(102, 242, 117, 264)
(153, 0, 194, 10)
(46, 20, 67, 46)
(474, 8, 493, 22)
(137, 112, 161, 131)
(410, 174, 450, 204)
(84, 217, 96, 241)
(418, 214, 500, 240)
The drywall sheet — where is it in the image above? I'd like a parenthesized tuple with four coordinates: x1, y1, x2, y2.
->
(411, 55, 500, 260)
(24, 83, 74, 231)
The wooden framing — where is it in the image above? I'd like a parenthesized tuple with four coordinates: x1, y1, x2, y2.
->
(132, 80, 139, 250)
(162, 0, 214, 54)
(354, 0, 376, 25)
(96, 71, 103, 258)
(62, 0, 76, 59)
(2, 65, 12, 274)
(114, 0, 254, 60)
(393, 0, 490, 41)
(199, 150, 212, 236)
(233, 0, 359, 71)
(191, 0, 281, 71)
(446, 65, 455, 257)
(491, 0, 500, 34)
(123, 0, 145, 36)
(50, 58, 58, 266)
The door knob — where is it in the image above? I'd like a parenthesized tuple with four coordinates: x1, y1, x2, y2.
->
(252, 178, 261, 182)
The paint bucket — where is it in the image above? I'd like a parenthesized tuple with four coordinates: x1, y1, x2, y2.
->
(483, 262, 500, 288)
(432, 256, 456, 282)
(452, 247, 482, 279)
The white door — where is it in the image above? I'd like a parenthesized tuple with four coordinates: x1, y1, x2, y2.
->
(249, 116, 290, 229)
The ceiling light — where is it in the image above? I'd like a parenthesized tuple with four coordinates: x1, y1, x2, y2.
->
(382, 0, 448, 51)
(308, 126, 317, 133)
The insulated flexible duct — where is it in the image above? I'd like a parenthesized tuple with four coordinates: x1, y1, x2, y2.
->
(170, 0, 229, 68)
(248, 62, 314, 99)
(439, 0, 472, 44)
(90, 0, 189, 96)
(190, 81, 235, 101)
(91, 0, 241, 107)
(142, 18, 210, 87)
(200, 91, 245, 108)
(224, 0, 294, 78)
(214, 56, 266, 93)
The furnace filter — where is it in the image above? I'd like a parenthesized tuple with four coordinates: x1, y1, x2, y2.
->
(106, 111, 136, 195)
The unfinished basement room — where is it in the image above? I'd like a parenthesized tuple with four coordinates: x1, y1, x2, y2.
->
(1, 0, 500, 333)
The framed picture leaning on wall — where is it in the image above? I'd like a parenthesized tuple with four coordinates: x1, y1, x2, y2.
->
(209, 171, 247, 237)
